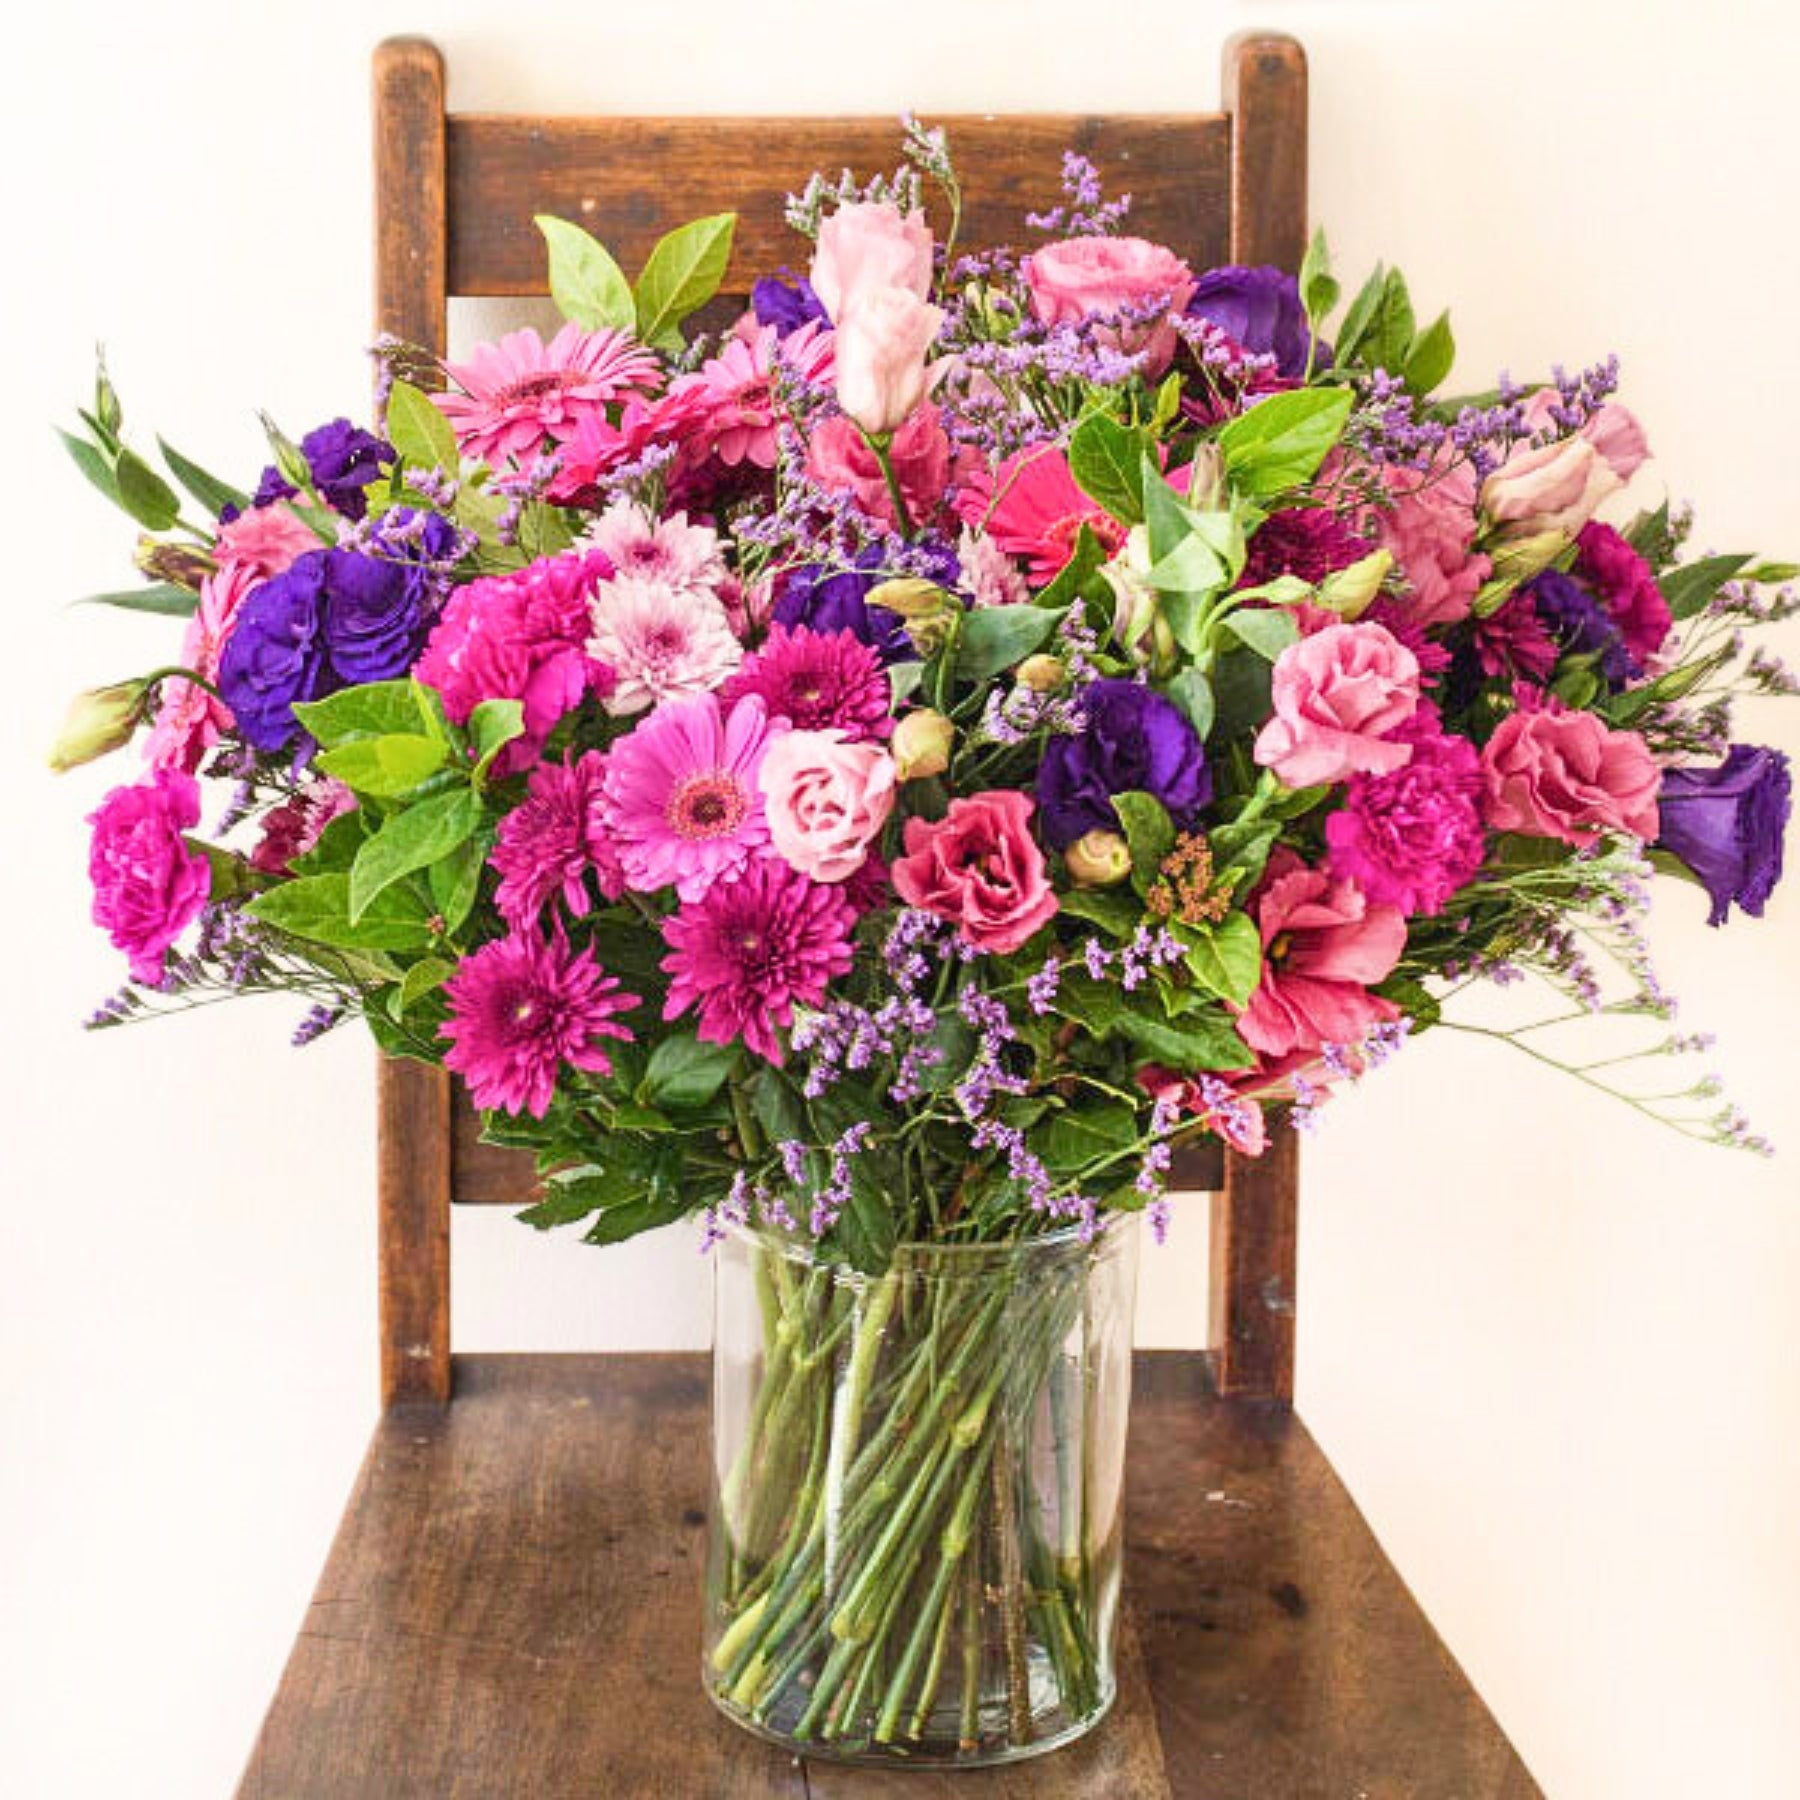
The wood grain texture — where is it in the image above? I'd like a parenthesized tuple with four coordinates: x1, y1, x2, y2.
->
(1209, 1127, 1299, 1403)
(373, 37, 448, 355)
(376, 1054, 452, 1405)
(237, 1354, 1536, 1798)
(445, 113, 1232, 298)
(1223, 32, 1309, 271)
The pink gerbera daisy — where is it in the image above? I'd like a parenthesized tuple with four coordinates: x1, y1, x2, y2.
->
(435, 324, 662, 465)
(666, 320, 835, 471)
(440, 926, 641, 1118)
(547, 386, 712, 506)
(489, 751, 624, 928)
(661, 857, 856, 1062)
(719, 624, 893, 740)
(583, 498, 728, 595)
(587, 575, 743, 716)
(968, 444, 1129, 585)
(597, 692, 780, 900)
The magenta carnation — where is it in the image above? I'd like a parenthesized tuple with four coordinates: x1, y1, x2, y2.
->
(489, 752, 623, 928)
(661, 858, 856, 1062)
(87, 770, 211, 982)
(414, 548, 615, 774)
(719, 624, 894, 740)
(597, 692, 780, 901)
(440, 926, 640, 1117)
(1240, 506, 1371, 589)
(1325, 708, 1486, 916)
(1576, 522, 1673, 664)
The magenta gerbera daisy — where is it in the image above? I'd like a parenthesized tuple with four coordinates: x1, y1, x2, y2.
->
(489, 751, 624, 929)
(434, 323, 662, 465)
(661, 858, 856, 1062)
(719, 624, 894, 740)
(440, 926, 641, 1118)
(597, 692, 781, 900)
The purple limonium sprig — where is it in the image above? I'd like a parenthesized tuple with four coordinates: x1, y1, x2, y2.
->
(1025, 955, 1061, 1015)
(974, 683, 1085, 747)
(809, 1121, 873, 1236)
(1025, 150, 1132, 236)
(292, 1003, 343, 1047)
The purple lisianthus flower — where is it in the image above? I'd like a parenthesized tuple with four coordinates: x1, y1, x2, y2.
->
(321, 548, 436, 685)
(251, 465, 298, 509)
(301, 418, 395, 520)
(1187, 265, 1323, 380)
(1529, 568, 1639, 690)
(774, 543, 957, 664)
(1037, 678, 1211, 850)
(1656, 745, 1791, 926)
(752, 274, 828, 338)
(217, 553, 331, 750)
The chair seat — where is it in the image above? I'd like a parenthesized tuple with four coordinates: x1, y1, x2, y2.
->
(237, 1353, 1539, 1798)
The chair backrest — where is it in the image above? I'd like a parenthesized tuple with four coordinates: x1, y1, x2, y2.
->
(371, 32, 1306, 1410)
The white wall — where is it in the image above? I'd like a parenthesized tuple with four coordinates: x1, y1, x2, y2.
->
(2, 3, 1795, 1796)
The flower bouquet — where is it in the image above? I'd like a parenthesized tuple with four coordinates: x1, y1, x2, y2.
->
(54, 124, 1792, 1764)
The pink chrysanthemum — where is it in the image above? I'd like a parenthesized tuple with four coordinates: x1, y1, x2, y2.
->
(489, 752, 624, 928)
(583, 498, 727, 594)
(1472, 590, 1559, 683)
(956, 526, 1031, 609)
(667, 320, 834, 471)
(441, 926, 641, 1118)
(597, 692, 780, 900)
(718, 625, 893, 740)
(435, 324, 662, 465)
(1241, 506, 1371, 589)
(587, 575, 743, 716)
(661, 857, 856, 1063)
(415, 548, 616, 773)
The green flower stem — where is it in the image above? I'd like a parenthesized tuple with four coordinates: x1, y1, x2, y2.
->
(861, 428, 917, 537)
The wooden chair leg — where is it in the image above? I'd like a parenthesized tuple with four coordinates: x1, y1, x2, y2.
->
(1208, 1128, 1298, 1403)
(377, 1054, 453, 1404)
(1223, 31, 1309, 270)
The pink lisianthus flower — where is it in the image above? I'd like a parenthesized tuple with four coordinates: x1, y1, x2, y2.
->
(1575, 522, 1673, 664)
(759, 730, 897, 883)
(1253, 622, 1422, 788)
(585, 574, 743, 716)
(1137, 1064, 1268, 1158)
(434, 323, 661, 465)
(597, 692, 781, 901)
(1376, 456, 1491, 629)
(214, 503, 323, 577)
(249, 779, 357, 876)
(1480, 394, 1650, 540)
(440, 925, 641, 1118)
(719, 624, 893, 741)
(582, 498, 726, 596)
(414, 547, 616, 774)
(1480, 708, 1661, 845)
(832, 288, 943, 435)
(661, 858, 856, 1063)
(87, 769, 211, 983)
(890, 790, 1059, 954)
(489, 751, 623, 928)
(966, 444, 1128, 586)
(809, 201, 934, 323)
(1324, 707, 1486, 916)
(1235, 850, 1406, 1063)
(667, 321, 834, 471)
(1022, 235, 1198, 378)
(807, 402, 954, 531)
(143, 557, 263, 774)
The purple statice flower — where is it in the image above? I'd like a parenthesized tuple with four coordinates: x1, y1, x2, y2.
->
(1186, 265, 1321, 380)
(292, 1003, 343, 1047)
(1025, 150, 1132, 236)
(752, 273, 828, 337)
(1655, 746, 1791, 926)
(975, 682, 1085, 747)
(1025, 955, 1062, 1015)
(1037, 678, 1211, 851)
(1527, 568, 1639, 690)
(808, 1121, 872, 1236)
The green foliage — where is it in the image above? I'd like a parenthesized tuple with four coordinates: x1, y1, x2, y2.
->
(633, 213, 737, 351)
(639, 1033, 737, 1111)
(953, 603, 1060, 684)
(348, 788, 483, 922)
(1219, 605, 1299, 662)
(157, 438, 249, 516)
(1217, 387, 1354, 500)
(385, 379, 459, 473)
(246, 872, 432, 953)
(1110, 790, 1174, 893)
(293, 681, 426, 747)
(1067, 412, 1149, 525)
(1180, 912, 1263, 1006)
(72, 583, 197, 618)
(316, 733, 449, 799)
(536, 215, 636, 331)
(1661, 553, 1751, 621)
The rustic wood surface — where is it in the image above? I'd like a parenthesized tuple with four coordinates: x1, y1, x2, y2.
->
(237, 1353, 1538, 1798)
(1210, 1128, 1300, 1401)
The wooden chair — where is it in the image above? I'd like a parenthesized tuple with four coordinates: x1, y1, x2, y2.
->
(238, 35, 1541, 1796)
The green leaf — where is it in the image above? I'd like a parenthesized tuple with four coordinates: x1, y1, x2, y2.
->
(1037, 1101, 1139, 1173)
(536, 214, 635, 332)
(386, 379, 459, 473)
(396, 955, 455, 1014)
(157, 438, 249, 517)
(112, 447, 182, 531)
(1661, 553, 1751, 622)
(58, 427, 120, 506)
(632, 212, 737, 351)
(1057, 886, 1144, 938)
(750, 1066, 807, 1147)
(293, 681, 422, 747)
(1113, 1006, 1253, 1071)
(1333, 263, 1388, 365)
(1624, 501, 1675, 569)
(468, 698, 526, 786)
(1297, 226, 1339, 332)
(1209, 819, 1280, 892)
(349, 788, 482, 922)
(954, 604, 1059, 684)
(1162, 668, 1214, 738)
(1373, 268, 1416, 374)
(246, 872, 432, 952)
(427, 835, 484, 936)
(1402, 310, 1455, 397)
(1067, 412, 1148, 525)
(290, 807, 366, 876)
(1207, 646, 1275, 747)
(1181, 912, 1263, 1006)
(1111, 791, 1174, 892)
(1218, 388, 1354, 500)
(316, 732, 449, 799)
(71, 583, 197, 618)
(1220, 606, 1300, 661)
(1035, 523, 1111, 609)
(639, 1033, 736, 1111)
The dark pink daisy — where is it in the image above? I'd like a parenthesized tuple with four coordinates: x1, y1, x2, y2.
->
(489, 752, 624, 928)
(718, 625, 894, 740)
(441, 926, 641, 1118)
(660, 859, 856, 1063)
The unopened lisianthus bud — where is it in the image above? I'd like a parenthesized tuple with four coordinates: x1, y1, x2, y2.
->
(135, 536, 216, 591)
(1181, 444, 1225, 511)
(1316, 547, 1392, 619)
(892, 708, 954, 780)
(866, 577, 952, 621)
(1016, 654, 1066, 693)
(1065, 829, 1132, 888)
(48, 679, 149, 772)
(1487, 530, 1570, 586)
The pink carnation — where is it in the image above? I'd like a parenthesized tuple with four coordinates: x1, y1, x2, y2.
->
(1377, 457, 1491, 629)
(87, 769, 211, 983)
(1236, 850, 1406, 1062)
(440, 926, 641, 1118)
(807, 401, 953, 531)
(1481, 708, 1661, 845)
(414, 548, 616, 774)
(719, 624, 893, 740)
(214, 503, 322, 577)
(1575, 522, 1672, 664)
(489, 752, 623, 928)
(955, 526, 1031, 609)
(1324, 708, 1485, 916)
(1254, 622, 1422, 788)
(661, 858, 856, 1063)
(890, 790, 1059, 954)
(144, 557, 263, 774)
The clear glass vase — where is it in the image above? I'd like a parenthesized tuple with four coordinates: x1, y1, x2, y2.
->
(703, 1217, 1140, 1766)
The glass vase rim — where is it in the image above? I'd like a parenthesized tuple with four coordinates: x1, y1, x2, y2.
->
(722, 1210, 1140, 1273)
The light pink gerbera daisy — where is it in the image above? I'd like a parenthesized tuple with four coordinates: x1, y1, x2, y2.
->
(719, 624, 893, 740)
(434, 324, 662, 465)
(583, 498, 727, 595)
(597, 692, 781, 900)
(440, 926, 641, 1118)
(587, 574, 744, 716)
(661, 857, 856, 1062)
(489, 751, 625, 928)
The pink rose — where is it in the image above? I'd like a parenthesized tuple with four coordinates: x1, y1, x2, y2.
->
(87, 769, 212, 983)
(833, 287, 944, 435)
(891, 790, 1059, 953)
(1378, 456, 1491, 628)
(214, 502, 324, 577)
(1022, 236, 1198, 378)
(144, 557, 263, 774)
(809, 202, 934, 324)
(1480, 708, 1661, 844)
(807, 402, 953, 530)
(1254, 622, 1422, 788)
(1237, 850, 1405, 1062)
(760, 729, 897, 883)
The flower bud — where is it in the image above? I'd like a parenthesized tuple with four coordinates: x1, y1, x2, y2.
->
(1065, 829, 1132, 888)
(1181, 444, 1225, 511)
(135, 536, 215, 591)
(47, 679, 149, 772)
(866, 577, 952, 620)
(1487, 529, 1570, 585)
(1015, 654, 1066, 693)
(891, 708, 954, 780)
(1315, 547, 1392, 619)
(1100, 526, 1175, 676)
